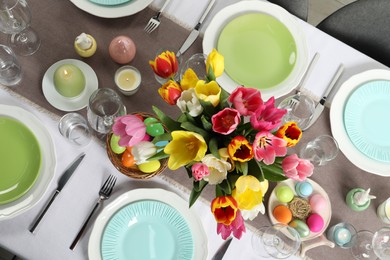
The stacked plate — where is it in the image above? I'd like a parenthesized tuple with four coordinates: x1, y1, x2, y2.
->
(0, 105, 56, 220)
(203, 1, 308, 100)
(330, 69, 390, 176)
(70, 0, 153, 18)
(88, 188, 208, 260)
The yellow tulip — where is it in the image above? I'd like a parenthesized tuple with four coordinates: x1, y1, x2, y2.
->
(232, 175, 263, 210)
(164, 130, 207, 170)
(195, 80, 221, 107)
(180, 68, 199, 90)
(206, 48, 224, 78)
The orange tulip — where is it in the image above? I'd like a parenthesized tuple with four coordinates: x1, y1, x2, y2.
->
(275, 121, 302, 147)
(227, 136, 254, 162)
(211, 196, 238, 225)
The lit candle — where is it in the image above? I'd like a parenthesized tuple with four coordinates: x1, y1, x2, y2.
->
(53, 64, 86, 98)
(334, 227, 352, 246)
(114, 65, 141, 96)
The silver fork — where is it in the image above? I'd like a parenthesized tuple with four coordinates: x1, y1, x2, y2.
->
(70, 174, 117, 250)
(287, 52, 320, 110)
(144, 0, 171, 34)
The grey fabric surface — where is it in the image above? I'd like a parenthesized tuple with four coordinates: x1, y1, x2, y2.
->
(268, 0, 308, 21)
(317, 0, 390, 67)
(2, 1, 390, 259)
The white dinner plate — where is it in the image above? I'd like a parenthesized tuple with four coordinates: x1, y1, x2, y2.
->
(268, 179, 332, 241)
(88, 188, 208, 260)
(70, 0, 153, 18)
(42, 59, 98, 112)
(203, 1, 308, 100)
(330, 69, 390, 176)
(0, 105, 56, 220)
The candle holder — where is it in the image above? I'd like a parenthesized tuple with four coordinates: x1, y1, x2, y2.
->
(114, 65, 141, 96)
(327, 222, 357, 248)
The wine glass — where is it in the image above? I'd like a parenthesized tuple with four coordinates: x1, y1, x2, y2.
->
(351, 227, 390, 260)
(251, 224, 301, 259)
(0, 0, 41, 56)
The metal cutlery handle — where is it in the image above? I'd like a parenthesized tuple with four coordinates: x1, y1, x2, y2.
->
(69, 199, 101, 250)
(296, 52, 320, 93)
(195, 0, 216, 29)
(156, 0, 171, 18)
(29, 190, 59, 233)
(319, 63, 344, 105)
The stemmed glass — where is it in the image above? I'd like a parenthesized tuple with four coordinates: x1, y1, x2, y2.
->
(351, 227, 390, 259)
(251, 224, 301, 259)
(0, 0, 41, 56)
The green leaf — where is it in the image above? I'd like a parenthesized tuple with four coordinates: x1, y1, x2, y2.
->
(207, 66, 216, 82)
(247, 159, 265, 181)
(239, 161, 248, 175)
(147, 150, 169, 161)
(227, 173, 239, 190)
(199, 99, 217, 117)
(152, 106, 181, 131)
(200, 115, 212, 131)
(208, 137, 220, 159)
(151, 133, 172, 143)
(180, 122, 210, 141)
(215, 185, 224, 197)
(185, 165, 193, 179)
(261, 163, 287, 182)
(189, 180, 208, 207)
(218, 88, 230, 108)
(218, 179, 232, 195)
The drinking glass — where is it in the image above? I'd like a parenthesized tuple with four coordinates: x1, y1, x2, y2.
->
(180, 53, 208, 81)
(372, 227, 390, 259)
(350, 230, 376, 260)
(299, 135, 339, 166)
(377, 198, 390, 224)
(251, 224, 301, 259)
(0, 44, 22, 86)
(87, 88, 126, 134)
(0, 0, 41, 56)
(327, 222, 356, 249)
(278, 94, 316, 129)
(152, 47, 181, 84)
(58, 113, 91, 147)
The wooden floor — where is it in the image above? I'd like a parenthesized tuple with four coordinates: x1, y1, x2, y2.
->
(308, 0, 356, 25)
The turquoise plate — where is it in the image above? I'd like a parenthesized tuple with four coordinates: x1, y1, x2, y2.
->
(101, 200, 194, 260)
(217, 12, 297, 89)
(89, 0, 132, 6)
(0, 116, 41, 205)
(344, 80, 390, 162)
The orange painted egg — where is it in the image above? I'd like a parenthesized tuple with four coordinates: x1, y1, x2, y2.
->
(273, 205, 292, 224)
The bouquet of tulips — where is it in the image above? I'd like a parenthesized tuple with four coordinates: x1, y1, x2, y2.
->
(148, 49, 314, 240)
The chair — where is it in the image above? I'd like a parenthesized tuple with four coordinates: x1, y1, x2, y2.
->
(317, 0, 390, 67)
(268, 0, 308, 21)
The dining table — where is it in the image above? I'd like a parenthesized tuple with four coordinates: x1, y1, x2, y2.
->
(1, 0, 390, 259)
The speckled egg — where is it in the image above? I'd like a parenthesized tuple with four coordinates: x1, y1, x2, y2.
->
(289, 219, 310, 238)
(309, 193, 328, 213)
(295, 181, 313, 198)
(306, 213, 324, 232)
(275, 186, 294, 203)
(273, 205, 293, 224)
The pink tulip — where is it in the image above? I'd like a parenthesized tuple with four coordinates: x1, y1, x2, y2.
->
(112, 115, 147, 147)
(216, 210, 246, 240)
(228, 86, 263, 116)
(250, 97, 286, 132)
(253, 131, 288, 165)
(191, 163, 209, 181)
(212, 108, 240, 135)
(282, 154, 314, 181)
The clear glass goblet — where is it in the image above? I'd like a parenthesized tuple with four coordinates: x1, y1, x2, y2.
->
(278, 93, 316, 129)
(252, 224, 301, 259)
(350, 230, 376, 260)
(372, 227, 390, 259)
(180, 53, 208, 82)
(0, 0, 41, 56)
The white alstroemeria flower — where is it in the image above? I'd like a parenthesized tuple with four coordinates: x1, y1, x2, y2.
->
(241, 203, 265, 221)
(202, 154, 231, 185)
(176, 88, 203, 117)
(132, 141, 157, 164)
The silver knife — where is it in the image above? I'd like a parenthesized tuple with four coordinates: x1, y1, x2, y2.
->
(211, 237, 233, 260)
(29, 153, 86, 233)
(303, 64, 344, 131)
(178, 0, 216, 56)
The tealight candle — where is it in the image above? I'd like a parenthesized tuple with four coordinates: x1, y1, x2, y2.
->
(334, 227, 352, 246)
(53, 64, 86, 98)
(114, 65, 141, 96)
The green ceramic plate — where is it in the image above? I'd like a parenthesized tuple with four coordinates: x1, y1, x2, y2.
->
(217, 12, 297, 89)
(0, 116, 41, 204)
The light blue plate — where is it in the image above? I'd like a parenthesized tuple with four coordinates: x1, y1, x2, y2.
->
(344, 80, 390, 162)
(101, 200, 194, 260)
(89, 0, 132, 6)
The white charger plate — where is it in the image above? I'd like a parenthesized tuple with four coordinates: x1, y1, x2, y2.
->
(0, 105, 56, 220)
(203, 1, 308, 100)
(268, 179, 332, 242)
(88, 188, 208, 260)
(70, 0, 153, 18)
(330, 69, 390, 176)
(42, 59, 98, 112)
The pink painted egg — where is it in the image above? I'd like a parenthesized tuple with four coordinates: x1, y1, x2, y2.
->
(306, 213, 324, 232)
(309, 193, 327, 213)
(109, 35, 136, 64)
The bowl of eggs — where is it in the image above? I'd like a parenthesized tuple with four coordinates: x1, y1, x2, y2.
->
(268, 178, 332, 242)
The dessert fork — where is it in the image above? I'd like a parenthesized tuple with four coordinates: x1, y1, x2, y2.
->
(70, 174, 117, 250)
(144, 0, 171, 34)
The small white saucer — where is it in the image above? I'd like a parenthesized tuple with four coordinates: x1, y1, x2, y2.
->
(42, 59, 98, 112)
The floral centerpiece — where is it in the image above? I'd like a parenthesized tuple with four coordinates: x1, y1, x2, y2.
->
(148, 49, 314, 240)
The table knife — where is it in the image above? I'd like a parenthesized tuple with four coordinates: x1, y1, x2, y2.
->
(211, 237, 233, 260)
(29, 152, 86, 233)
(303, 64, 344, 131)
(178, 0, 216, 56)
